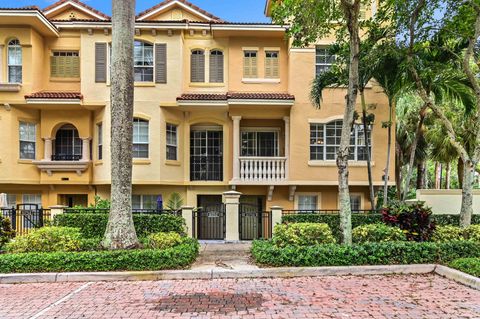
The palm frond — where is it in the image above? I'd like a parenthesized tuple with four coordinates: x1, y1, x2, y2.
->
(310, 67, 347, 109)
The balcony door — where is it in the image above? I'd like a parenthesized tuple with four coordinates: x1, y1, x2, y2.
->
(190, 127, 223, 181)
(54, 124, 82, 161)
(241, 130, 279, 157)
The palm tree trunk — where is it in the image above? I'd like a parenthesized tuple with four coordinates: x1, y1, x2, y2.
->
(395, 140, 402, 200)
(360, 90, 375, 210)
(460, 159, 474, 227)
(434, 162, 442, 189)
(382, 99, 393, 207)
(445, 162, 451, 189)
(102, 0, 139, 249)
(458, 158, 464, 188)
(416, 160, 426, 189)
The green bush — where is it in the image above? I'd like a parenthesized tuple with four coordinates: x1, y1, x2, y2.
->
(54, 213, 185, 238)
(0, 217, 15, 248)
(431, 225, 465, 242)
(449, 258, 480, 277)
(0, 238, 199, 273)
(146, 232, 183, 249)
(6, 227, 82, 253)
(464, 225, 480, 242)
(352, 224, 406, 243)
(432, 214, 480, 226)
(273, 223, 336, 247)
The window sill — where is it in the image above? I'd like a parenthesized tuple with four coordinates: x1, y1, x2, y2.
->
(189, 82, 225, 87)
(165, 160, 181, 166)
(134, 82, 155, 87)
(242, 78, 280, 84)
(308, 160, 374, 167)
(0, 83, 21, 92)
(133, 159, 151, 165)
(50, 77, 81, 82)
(18, 159, 34, 164)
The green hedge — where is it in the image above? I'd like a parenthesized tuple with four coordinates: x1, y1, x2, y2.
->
(0, 238, 199, 273)
(449, 258, 480, 277)
(251, 240, 480, 267)
(432, 214, 480, 226)
(54, 213, 185, 238)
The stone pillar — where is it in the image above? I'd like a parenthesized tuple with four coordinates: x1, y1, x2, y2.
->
(181, 206, 195, 238)
(43, 138, 52, 161)
(223, 190, 241, 241)
(232, 116, 242, 181)
(81, 138, 91, 161)
(271, 206, 283, 230)
(283, 116, 290, 179)
(49, 205, 67, 220)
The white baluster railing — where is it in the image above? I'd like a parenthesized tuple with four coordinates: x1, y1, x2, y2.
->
(239, 157, 287, 182)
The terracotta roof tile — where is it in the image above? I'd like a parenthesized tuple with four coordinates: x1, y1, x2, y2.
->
(177, 92, 295, 101)
(177, 93, 227, 101)
(43, 0, 110, 20)
(137, 0, 223, 22)
(25, 91, 83, 99)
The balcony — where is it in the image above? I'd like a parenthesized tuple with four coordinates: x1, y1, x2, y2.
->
(239, 157, 287, 182)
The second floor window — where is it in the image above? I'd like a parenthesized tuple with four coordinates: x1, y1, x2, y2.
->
(243, 50, 258, 78)
(241, 131, 279, 157)
(209, 50, 224, 83)
(7, 39, 22, 83)
(97, 123, 103, 160)
(51, 51, 80, 78)
(19, 122, 35, 160)
(191, 49, 205, 83)
(265, 51, 279, 78)
(310, 120, 371, 161)
(134, 41, 154, 82)
(133, 118, 149, 158)
(166, 123, 178, 161)
(315, 46, 335, 75)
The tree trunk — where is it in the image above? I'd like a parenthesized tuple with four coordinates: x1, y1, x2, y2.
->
(395, 140, 402, 200)
(337, 0, 361, 245)
(383, 99, 393, 207)
(458, 158, 464, 188)
(434, 162, 442, 189)
(360, 90, 375, 210)
(460, 159, 474, 227)
(445, 162, 451, 189)
(416, 160, 426, 189)
(102, 0, 139, 249)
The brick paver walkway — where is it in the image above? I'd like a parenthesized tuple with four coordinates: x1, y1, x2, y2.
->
(0, 274, 479, 318)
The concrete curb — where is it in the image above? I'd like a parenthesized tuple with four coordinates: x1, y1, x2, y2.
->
(434, 265, 480, 290)
(0, 264, 436, 284)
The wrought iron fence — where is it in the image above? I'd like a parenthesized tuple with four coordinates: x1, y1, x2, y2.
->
(192, 204, 226, 240)
(282, 209, 381, 215)
(239, 210, 272, 240)
(1, 205, 52, 236)
(64, 207, 181, 216)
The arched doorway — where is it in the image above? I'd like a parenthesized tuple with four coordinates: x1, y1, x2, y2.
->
(53, 124, 82, 161)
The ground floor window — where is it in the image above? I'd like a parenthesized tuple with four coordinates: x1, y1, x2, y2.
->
(132, 195, 158, 210)
(6, 194, 17, 208)
(21, 194, 42, 208)
(297, 194, 318, 211)
(350, 194, 362, 211)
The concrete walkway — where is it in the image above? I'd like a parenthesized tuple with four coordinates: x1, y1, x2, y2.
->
(191, 242, 258, 271)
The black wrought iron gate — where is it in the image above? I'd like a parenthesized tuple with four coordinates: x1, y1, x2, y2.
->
(239, 203, 271, 240)
(194, 203, 226, 240)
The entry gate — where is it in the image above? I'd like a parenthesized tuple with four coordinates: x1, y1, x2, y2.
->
(0, 204, 51, 235)
(194, 203, 226, 240)
(239, 203, 272, 240)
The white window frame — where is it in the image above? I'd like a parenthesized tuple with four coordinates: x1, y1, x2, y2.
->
(19, 121, 36, 160)
(265, 50, 279, 79)
(97, 122, 103, 160)
(240, 127, 280, 157)
(243, 50, 258, 78)
(132, 194, 157, 210)
(7, 39, 22, 83)
(295, 193, 321, 211)
(133, 118, 149, 159)
(166, 123, 178, 161)
(315, 46, 335, 76)
(134, 40, 154, 82)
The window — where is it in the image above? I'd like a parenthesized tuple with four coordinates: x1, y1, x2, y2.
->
(54, 124, 82, 161)
(350, 194, 362, 211)
(243, 50, 258, 78)
(166, 123, 178, 161)
(7, 39, 22, 83)
(133, 118, 149, 158)
(359, 3, 367, 20)
(22, 194, 42, 207)
(315, 46, 335, 75)
(190, 129, 223, 181)
(97, 123, 103, 160)
(134, 41, 154, 82)
(310, 120, 371, 161)
(209, 50, 224, 83)
(132, 195, 157, 210)
(265, 51, 279, 78)
(191, 49, 205, 83)
(50, 51, 80, 78)
(6, 194, 17, 208)
(297, 195, 318, 211)
(241, 131, 279, 157)
(19, 122, 36, 160)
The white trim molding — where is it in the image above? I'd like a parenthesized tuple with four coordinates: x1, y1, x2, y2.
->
(44, 0, 108, 21)
(241, 78, 280, 84)
(137, 0, 214, 21)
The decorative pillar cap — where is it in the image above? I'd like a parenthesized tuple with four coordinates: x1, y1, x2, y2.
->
(49, 205, 68, 209)
(223, 190, 242, 197)
(271, 206, 283, 210)
(181, 206, 195, 210)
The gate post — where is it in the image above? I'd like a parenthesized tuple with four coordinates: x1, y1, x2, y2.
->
(271, 206, 283, 229)
(49, 205, 67, 220)
(181, 206, 195, 238)
(223, 191, 242, 241)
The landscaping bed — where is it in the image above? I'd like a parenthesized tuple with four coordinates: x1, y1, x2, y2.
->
(449, 258, 480, 277)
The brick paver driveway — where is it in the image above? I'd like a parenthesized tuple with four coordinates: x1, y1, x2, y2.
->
(0, 274, 479, 319)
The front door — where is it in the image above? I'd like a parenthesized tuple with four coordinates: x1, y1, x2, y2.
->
(196, 195, 225, 240)
(190, 129, 223, 181)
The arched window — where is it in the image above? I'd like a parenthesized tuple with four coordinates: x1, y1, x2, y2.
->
(54, 124, 82, 161)
(133, 118, 149, 158)
(7, 39, 22, 83)
(134, 40, 153, 82)
(310, 120, 371, 161)
(209, 50, 224, 83)
(190, 49, 205, 83)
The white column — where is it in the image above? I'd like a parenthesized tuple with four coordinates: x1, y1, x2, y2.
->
(232, 116, 242, 181)
(181, 206, 194, 238)
(283, 116, 290, 180)
(81, 138, 91, 161)
(43, 138, 52, 161)
(49, 205, 67, 220)
(271, 205, 283, 229)
(223, 190, 241, 241)
(0, 45, 4, 83)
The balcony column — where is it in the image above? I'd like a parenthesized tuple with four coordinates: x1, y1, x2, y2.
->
(232, 116, 242, 181)
(81, 138, 91, 161)
(43, 138, 52, 161)
(283, 116, 290, 179)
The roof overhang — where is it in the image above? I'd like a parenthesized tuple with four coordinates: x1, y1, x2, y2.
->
(228, 99, 294, 106)
(137, 0, 215, 22)
(43, 0, 109, 20)
(0, 9, 59, 37)
(25, 98, 82, 105)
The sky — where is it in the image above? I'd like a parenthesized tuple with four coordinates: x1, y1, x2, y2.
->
(0, 0, 271, 22)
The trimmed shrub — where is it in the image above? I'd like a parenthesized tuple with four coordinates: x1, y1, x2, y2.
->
(431, 225, 465, 242)
(251, 240, 480, 267)
(464, 225, 480, 242)
(382, 202, 435, 241)
(146, 232, 183, 249)
(432, 214, 480, 226)
(352, 224, 406, 243)
(273, 223, 336, 247)
(6, 227, 82, 253)
(449, 258, 480, 277)
(0, 217, 15, 248)
(54, 213, 185, 238)
(0, 238, 199, 273)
